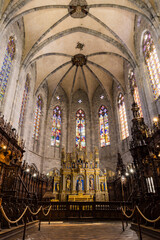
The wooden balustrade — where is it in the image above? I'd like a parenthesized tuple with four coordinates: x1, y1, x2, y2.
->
(38, 201, 132, 221)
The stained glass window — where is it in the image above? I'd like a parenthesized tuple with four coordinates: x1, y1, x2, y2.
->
(33, 95, 42, 140)
(128, 69, 143, 117)
(19, 74, 30, 127)
(118, 93, 129, 140)
(143, 31, 160, 99)
(0, 36, 15, 101)
(134, 87, 143, 117)
(51, 106, 61, 147)
(99, 105, 110, 147)
(76, 109, 86, 149)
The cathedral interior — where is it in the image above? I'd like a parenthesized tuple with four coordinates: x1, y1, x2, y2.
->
(0, 0, 160, 239)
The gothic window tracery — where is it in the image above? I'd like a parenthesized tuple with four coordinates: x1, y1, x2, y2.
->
(99, 105, 110, 147)
(0, 36, 15, 101)
(33, 95, 42, 140)
(118, 93, 129, 140)
(51, 106, 61, 147)
(76, 109, 86, 149)
(143, 31, 160, 99)
(19, 74, 30, 127)
(128, 69, 143, 117)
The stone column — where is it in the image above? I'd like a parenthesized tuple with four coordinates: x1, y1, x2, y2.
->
(86, 173, 89, 194)
(95, 170, 99, 191)
(62, 174, 66, 191)
(72, 173, 77, 194)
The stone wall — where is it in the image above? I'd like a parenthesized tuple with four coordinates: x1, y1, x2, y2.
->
(92, 85, 117, 171)
(0, 20, 24, 122)
(43, 86, 68, 173)
(0, 3, 160, 174)
(134, 16, 160, 123)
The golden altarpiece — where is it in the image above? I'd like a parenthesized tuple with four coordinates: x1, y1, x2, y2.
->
(52, 147, 109, 202)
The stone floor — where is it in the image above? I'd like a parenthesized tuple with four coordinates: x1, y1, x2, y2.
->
(8, 221, 156, 240)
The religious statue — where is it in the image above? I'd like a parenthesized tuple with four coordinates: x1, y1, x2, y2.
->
(100, 182, 105, 191)
(77, 177, 83, 191)
(72, 162, 75, 168)
(89, 177, 94, 190)
(66, 177, 71, 191)
(56, 183, 59, 192)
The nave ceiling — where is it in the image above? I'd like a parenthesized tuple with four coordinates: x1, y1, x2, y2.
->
(1, 0, 159, 104)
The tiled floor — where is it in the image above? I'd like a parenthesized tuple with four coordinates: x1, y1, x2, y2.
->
(8, 221, 155, 240)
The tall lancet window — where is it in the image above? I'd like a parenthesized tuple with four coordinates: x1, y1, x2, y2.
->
(76, 109, 86, 149)
(33, 95, 42, 140)
(118, 93, 129, 140)
(0, 36, 16, 101)
(99, 105, 110, 147)
(51, 106, 61, 147)
(143, 31, 160, 99)
(128, 69, 143, 117)
(19, 74, 30, 127)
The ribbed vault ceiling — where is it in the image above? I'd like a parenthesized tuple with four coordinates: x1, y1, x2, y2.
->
(1, 0, 158, 104)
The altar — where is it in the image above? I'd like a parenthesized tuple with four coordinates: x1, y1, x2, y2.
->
(68, 193, 94, 202)
(53, 147, 109, 202)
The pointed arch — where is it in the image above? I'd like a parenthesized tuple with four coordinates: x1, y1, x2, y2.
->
(143, 31, 160, 100)
(128, 69, 143, 117)
(33, 94, 43, 140)
(0, 36, 15, 101)
(51, 106, 61, 147)
(99, 105, 110, 147)
(76, 109, 86, 149)
(118, 93, 129, 140)
(19, 74, 30, 127)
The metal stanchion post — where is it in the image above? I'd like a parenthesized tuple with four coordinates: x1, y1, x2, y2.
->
(126, 217, 128, 227)
(0, 198, 2, 231)
(22, 211, 27, 240)
(136, 210, 142, 240)
(38, 211, 41, 231)
(121, 210, 125, 232)
(0, 210, 2, 231)
(48, 206, 51, 225)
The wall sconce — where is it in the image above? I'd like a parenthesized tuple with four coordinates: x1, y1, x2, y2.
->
(153, 117, 158, 123)
(121, 175, 126, 183)
(129, 168, 134, 174)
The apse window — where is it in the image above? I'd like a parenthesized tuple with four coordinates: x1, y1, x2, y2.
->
(78, 99, 82, 103)
(143, 31, 160, 99)
(99, 105, 110, 147)
(51, 106, 61, 147)
(134, 87, 143, 117)
(128, 69, 143, 117)
(76, 109, 86, 149)
(118, 93, 129, 140)
(33, 95, 42, 140)
(0, 36, 15, 101)
(19, 74, 30, 127)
